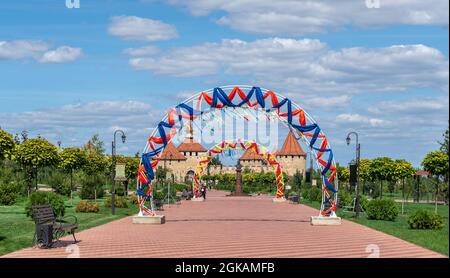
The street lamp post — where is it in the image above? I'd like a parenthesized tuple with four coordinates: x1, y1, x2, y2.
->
(167, 153, 173, 206)
(111, 130, 126, 215)
(346, 132, 361, 217)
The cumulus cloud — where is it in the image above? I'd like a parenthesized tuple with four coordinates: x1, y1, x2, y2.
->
(166, 0, 449, 35)
(129, 38, 327, 76)
(1, 100, 153, 130)
(336, 113, 387, 127)
(127, 38, 449, 95)
(0, 40, 49, 60)
(123, 45, 160, 56)
(368, 97, 449, 114)
(0, 40, 82, 64)
(39, 46, 83, 64)
(108, 16, 178, 41)
(301, 95, 351, 109)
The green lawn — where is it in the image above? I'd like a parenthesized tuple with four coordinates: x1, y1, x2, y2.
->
(0, 195, 139, 256)
(301, 199, 449, 256)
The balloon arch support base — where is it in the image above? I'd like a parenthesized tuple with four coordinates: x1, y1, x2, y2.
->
(272, 197, 287, 203)
(311, 214, 342, 225)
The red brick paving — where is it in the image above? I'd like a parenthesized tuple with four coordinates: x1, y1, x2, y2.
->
(3, 190, 445, 258)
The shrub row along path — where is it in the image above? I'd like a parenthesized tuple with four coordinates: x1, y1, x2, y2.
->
(3, 190, 445, 258)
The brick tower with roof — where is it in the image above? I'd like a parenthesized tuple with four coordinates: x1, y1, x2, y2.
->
(276, 131, 307, 179)
(239, 131, 307, 178)
(159, 122, 207, 183)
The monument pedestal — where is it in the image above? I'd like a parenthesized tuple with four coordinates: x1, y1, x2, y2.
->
(132, 214, 165, 224)
(191, 197, 205, 202)
(227, 192, 249, 197)
(310, 216, 341, 226)
(272, 197, 287, 203)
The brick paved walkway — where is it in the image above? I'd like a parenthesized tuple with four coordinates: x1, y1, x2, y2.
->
(3, 190, 445, 258)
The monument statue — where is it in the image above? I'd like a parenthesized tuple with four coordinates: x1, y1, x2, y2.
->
(235, 159, 243, 195)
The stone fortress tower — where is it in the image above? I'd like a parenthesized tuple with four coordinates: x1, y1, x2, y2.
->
(239, 131, 307, 179)
(159, 122, 207, 183)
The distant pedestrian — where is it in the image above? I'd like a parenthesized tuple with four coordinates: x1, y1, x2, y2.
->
(182, 188, 188, 199)
(201, 185, 206, 200)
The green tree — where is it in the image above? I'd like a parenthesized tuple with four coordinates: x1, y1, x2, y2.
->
(369, 157, 395, 199)
(336, 164, 350, 191)
(422, 151, 449, 180)
(115, 155, 140, 195)
(359, 158, 372, 194)
(292, 170, 303, 201)
(438, 126, 449, 156)
(393, 159, 415, 214)
(422, 151, 449, 212)
(14, 138, 59, 192)
(84, 134, 105, 155)
(81, 152, 107, 200)
(393, 159, 415, 196)
(0, 128, 15, 160)
(84, 153, 107, 175)
(59, 147, 87, 203)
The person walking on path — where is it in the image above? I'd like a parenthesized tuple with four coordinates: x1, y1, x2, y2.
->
(201, 183, 207, 200)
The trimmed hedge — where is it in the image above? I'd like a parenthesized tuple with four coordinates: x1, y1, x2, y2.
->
(25, 191, 65, 218)
(408, 210, 444, 230)
(359, 195, 369, 211)
(104, 196, 128, 208)
(47, 171, 71, 196)
(302, 187, 322, 202)
(337, 192, 370, 211)
(366, 199, 398, 221)
(76, 200, 100, 213)
(337, 191, 353, 208)
(0, 181, 20, 205)
(153, 191, 165, 201)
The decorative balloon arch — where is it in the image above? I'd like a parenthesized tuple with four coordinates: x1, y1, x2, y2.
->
(193, 139, 286, 199)
(136, 85, 338, 218)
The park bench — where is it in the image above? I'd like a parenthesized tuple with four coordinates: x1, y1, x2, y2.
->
(290, 195, 300, 203)
(32, 205, 78, 248)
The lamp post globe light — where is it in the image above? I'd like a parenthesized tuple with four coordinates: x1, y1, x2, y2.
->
(111, 130, 126, 215)
(346, 131, 361, 217)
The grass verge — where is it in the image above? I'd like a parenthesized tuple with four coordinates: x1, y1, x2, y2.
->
(0, 195, 138, 256)
(301, 199, 449, 256)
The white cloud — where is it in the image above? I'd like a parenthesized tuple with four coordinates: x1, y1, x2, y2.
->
(336, 113, 387, 127)
(166, 0, 449, 35)
(1, 100, 154, 130)
(302, 95, 351, 109)
(108, 16, 178, 41)
(129, 38, 327, 76)
(123, 45, 160, 56)
(368, 97, 449, 114)
(0, 40, 82, 64)
(127, 38, 448, 95)
(39, 46, 83, 64)
(0, 40, 49, 60)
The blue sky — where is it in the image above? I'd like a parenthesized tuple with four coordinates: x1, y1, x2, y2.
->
(0, 0, 448, 167)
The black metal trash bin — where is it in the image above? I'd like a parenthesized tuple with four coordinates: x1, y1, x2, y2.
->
(291, 195, 299, 203)
(35, 223, 53, 248)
